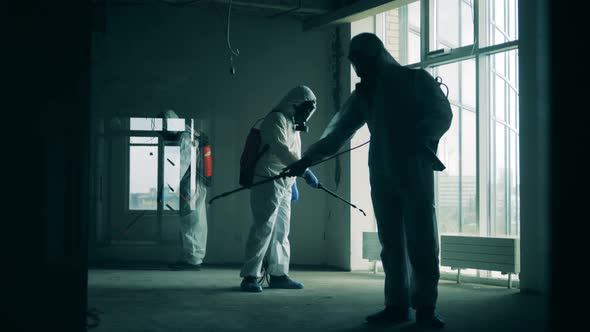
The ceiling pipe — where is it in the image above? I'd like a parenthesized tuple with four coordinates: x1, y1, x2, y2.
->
(267, 0, 302, 19)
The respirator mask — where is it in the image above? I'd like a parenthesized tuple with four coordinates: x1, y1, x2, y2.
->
(293, 100, 316, 132)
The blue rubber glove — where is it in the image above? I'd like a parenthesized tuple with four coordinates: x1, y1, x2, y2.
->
(291, 182, 299, 202)
(303, 169, 319, 188)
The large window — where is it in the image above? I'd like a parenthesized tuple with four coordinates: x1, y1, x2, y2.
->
(351, 0, 520, 280)
(489, 49, 519, 237)
(126, 117, 190, 212)
(432, 59, 477, 235)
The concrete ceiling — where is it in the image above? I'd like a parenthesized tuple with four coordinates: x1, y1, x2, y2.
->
(93, 0, 343, 19)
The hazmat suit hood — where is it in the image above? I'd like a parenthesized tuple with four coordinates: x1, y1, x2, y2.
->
(274, 85, 317, 132)
(349, 33, 401, 81)
(274, 85, 317, 112)
(273, 85, 317, 132)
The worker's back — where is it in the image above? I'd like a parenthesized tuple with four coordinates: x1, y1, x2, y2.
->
(359, 64, 420, 176)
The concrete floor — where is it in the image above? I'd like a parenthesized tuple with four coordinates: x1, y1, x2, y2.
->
(88, 266, 548, 332)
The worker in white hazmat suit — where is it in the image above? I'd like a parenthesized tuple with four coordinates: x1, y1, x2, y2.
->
(240, 85, 320, 292)
(160, 110, 209, 271)
(285, 33, 452, 328)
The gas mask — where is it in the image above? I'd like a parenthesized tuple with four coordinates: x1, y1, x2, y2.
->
(293, 100, 316, 132)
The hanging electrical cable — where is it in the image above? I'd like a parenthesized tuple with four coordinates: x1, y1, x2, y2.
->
(227, 0, 240, 75)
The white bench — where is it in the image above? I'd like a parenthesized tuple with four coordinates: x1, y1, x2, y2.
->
(440, 234, 520, 288)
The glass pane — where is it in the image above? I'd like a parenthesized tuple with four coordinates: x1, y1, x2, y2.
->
(509, 131, 519, 236)
(129, 136, 158, 145)
(461, 110, 477, 234)
(436, 106, 460, 234)
(509, 88, 517, 127)
(438, 105, 460, 179)
(129, 146, 158, 210)
(487, 50, 519, 237)
(494, 0, 505, 31)
(510, 0, 518, 40)
(509, 47, 517, 85)
(431, 0, 474, 50)
(461, 1, 474, 46)
(462, 59, 476, 109)
(494, 123, 506, 236)
(163, 145, 181, 211)
(435, 59, 474, 110)
(433, 59, 476, 235)
(484, 0, 518, 47)
(436, 62, 459, 102)
(409, 0, 420, 27)
(494, 27, 506, 45)
(435, 0, 459, 48)
(408, 32, 421, 65)
(382, 1, 421, 66)
(164, 118, 186, 132)
(494, 75, 506, 121)
(130, 117, 162, 131)
(494, 51, 505, 77)
(514, 132, 520, 235)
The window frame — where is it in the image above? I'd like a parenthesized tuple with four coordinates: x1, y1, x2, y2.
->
(126, 131, 163, 213)
(356, 0, 520, 280)
(403, 0, 519, 239)
(125, 119, 186, 217)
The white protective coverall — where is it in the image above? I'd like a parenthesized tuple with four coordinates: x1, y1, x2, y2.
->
(163, 110, 208, 266)
(240, 86, 316, 278)
(178, 130, 208, 265)
(302, 43, 452, 309)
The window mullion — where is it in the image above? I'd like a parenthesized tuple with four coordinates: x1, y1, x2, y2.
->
(402, 0, 519, 242)
(478, 55, 491, 237)
(421, 0, 431, 62)
(474, 0, 480, 51)
(458, 62, 464, 233)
